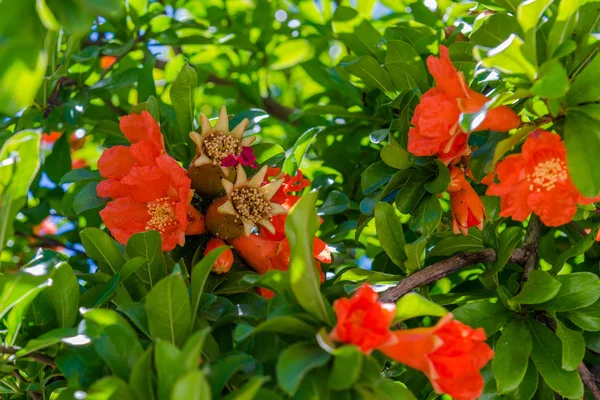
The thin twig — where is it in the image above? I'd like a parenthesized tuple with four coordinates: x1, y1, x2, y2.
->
(378, 248, 527, 303)
(0, 346, 57, 369)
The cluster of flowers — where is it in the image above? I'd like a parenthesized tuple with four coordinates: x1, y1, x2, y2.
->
(95, 107, 330, 288)
(408, 45, 599, 230)
(330, 285, 493, 400)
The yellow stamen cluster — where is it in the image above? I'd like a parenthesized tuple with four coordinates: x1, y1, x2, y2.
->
(146, 197, 177, 232)
(202, 131, 241, 164)
(527, 157, 568, 192)
(231, 186, 273, 223)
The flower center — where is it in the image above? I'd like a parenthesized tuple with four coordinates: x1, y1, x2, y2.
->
(527, 157, 568, 192)
(231, 186, 273, 223)
(203, 131, 241, 164)
(146, 197, 178, 232)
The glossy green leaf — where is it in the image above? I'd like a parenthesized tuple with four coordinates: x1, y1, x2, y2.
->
(555, 318, 585, 371)
(567, 52, 600, 104)
(285, 191, 333, 324)
(529, 319, 583, 399)
(341, 55, 395, 94)
(565, 302, 600, 331)
(130, 348, 157, 400)
(328, 346, 363, 391)
(503, 360, 539, 400)
(565, 110, 600, 198)
(170, 370, 211, 400)
(375, 202, 406, 268)
(470, 14, 522, 47)
(423, 159, 450, 194)
(474, 35, 536, 79)
(209, 353, 254, 397)
(394, 293, 448, 322)
(271, 39, 314, 70)
(80, 228, 126, 275)
(233, 316, 316, 342)
(492, 319, 532, 393)
(0, 131, 41, 252)
(535, 272, 600, 311)
(42, 262, 79, 328)
(276, 342, 331, 395)
(516, 0, 553, 65)
(170, 63, 197, 143)
(155, 340, 185, 400)
(509, 270, 561, 305)
(453, 301, 513, 336)
(318, 190, 350, 215)
(125, 230, 165, 288)
(403, 237, 427, 274)
(146, 274, 192, 347)
(530, 60, 570, 99)
(409, 194, 441, 238)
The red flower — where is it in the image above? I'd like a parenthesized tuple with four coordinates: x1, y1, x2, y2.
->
(97, 112, 193, 251)
(379, 314, 493, 400)
(330, 285, 396, 353)
(204, 238, 234, 274)
(408, 46, 521, 164)
(42, 132, 62, 144)
(448, 166, 485, 235)
(487, 130, 599, 226)
(33, 217, 58, 236)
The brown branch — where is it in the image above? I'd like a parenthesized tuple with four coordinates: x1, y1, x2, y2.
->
(378, 248, 527, 303)
(0, 346, 57, 369)
(580, 363, 600, 400)
(520, 214, 542, 283)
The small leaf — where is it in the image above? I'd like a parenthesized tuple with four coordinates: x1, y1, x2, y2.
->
(318, 190, 350, 215)
(555, 318, 585, 371)
(80, 228, 126, 275)
(341, 55, 395, 94)
(453, 301, 513, 336)
(170, 63, 198, 144)
(394, 293, 448, 322)
(474, 35, 536, 79)
(170, 370, 211, 400)
(375, 202, 406, 268)
(481, 226, 523, 278)
(423, 160, 450, 194)
(535, 272, 600, 311)
(509, 270, 561, 305)
(565, 110, 600, 198)
(276, 342, 331, 395)
(191, 246, 230, 327)
(328, 346, 363, 390)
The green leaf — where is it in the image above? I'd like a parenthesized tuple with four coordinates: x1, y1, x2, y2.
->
(170, 63, 197, 143)
(80, 228, 126, 275)
(379, 137, 412, 171)
(170, 370, 211, 400)
(190, 246, 229, 328)
(403, 237, 427, 274)
(565, 302, 600, 331)
(282, 127, 323, 175)
(234, 315, 315, 342)
(209, 353, 254, 397)
(361, 161, 396, 195)
(285, 191, 333, 324)
(56, 346, 106, 390)
(555, 318, 585, 371)
(271, 39, 314, 70)
(393, 169, 431, 214)
(565, 110, 600, 197)
(130, 348, 156, 400)
(318, 190, 350, 215)
(453, 301, 513, 336)
(567, 53, 600, 104)
(328, 346, 363, 391)
(83, 309, 144, 381)
(474, 35, 536, 79)
(547, 0, 582, 57)
(394, 293, 448, 322)
(155, 340, 185, 400)
(409, 194, 442, 238)
(535, 272, 600, 311)
(0, 272, 51, 320)
(42, 262, 79, 328)
(80, 274, 120, 308)
(503, 360, 539, 400)
(470, 131, 509, 181)
(117, 302, 151, 337)
(427, 234, 483, 258)
(85, 376, 136, 399)
(125, 230, 165, 288)
(492, 319, 532, 393)
(516, 0, 553, 65)
(276, 342, 331, 395)
(181, 328, 211, 371)
(73, 182, 108, 214)
(423, 160, 450, 194)
(341, 55, 395, 94)
(241, 270, 289, 294)
(509, 270, 561, 305)
(529, 319, 583, 399)
(553, 224, 599, 274)
(0, 131, 41, 252)
(43, 134, 71, 184)
(482, 226, 523, 279)
(375, 202, 406, 268)
(530, 60, 570, 99)
(470, 14, 523, 47)
(221, 376, 268, 400)
(385, 40, 428, 92)
(17, 327, 77, 356)
(145, 274, 192, 347)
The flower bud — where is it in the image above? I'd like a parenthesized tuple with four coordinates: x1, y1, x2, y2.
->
(204, 238, 234, 274)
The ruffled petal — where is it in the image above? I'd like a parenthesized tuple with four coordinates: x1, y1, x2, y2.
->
(426, 46, 468, 99)
(97, 179, 130, 199)
(97, 145, 137, 179)
(99, 196, 149, 246)
(120, 166, 170, 203)
(119, 111, 164, 148)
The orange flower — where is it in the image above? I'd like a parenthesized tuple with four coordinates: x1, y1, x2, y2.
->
(448, 166, 485, 235)
(408, 46, 521, 164)
(33, 217, 58, 236)
(379, 314, 493, 400)
(42, 132, 62, 144)
(204, 238, 234, 274)
(330, 285, 396, 353)
(487, 130, 599, 226)
(100, 56, 117, 69)
(97, 112, 193, 251)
